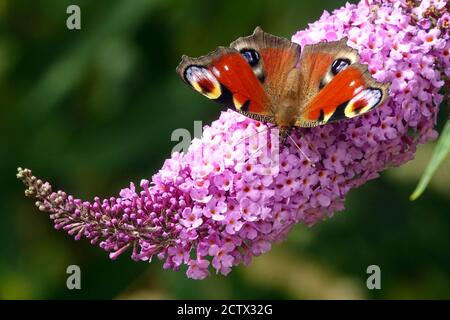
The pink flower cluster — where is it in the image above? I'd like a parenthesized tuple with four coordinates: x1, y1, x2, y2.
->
(18, 0, 449, 279)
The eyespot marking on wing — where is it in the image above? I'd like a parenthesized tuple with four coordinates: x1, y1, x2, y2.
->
(331, 58, 350, 75)
(184, 66, 222, 99)
(344, 88, 382, 118)
(239, 48, 265, 82)
(240, 49, 260, 67)
(319, 58, 351, 90)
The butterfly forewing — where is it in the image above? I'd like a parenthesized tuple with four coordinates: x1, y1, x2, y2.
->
(230, 27, 301, 111)
(177, 46, 271, 116)
(295, 39, 389, 127)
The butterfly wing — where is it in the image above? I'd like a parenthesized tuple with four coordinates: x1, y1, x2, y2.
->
(177, 30, 388, 129)
(177, 27, 302, 124)
(177, 45, 273, 122)
(230, 27, 301, 106)
(295, 38, 389, 127)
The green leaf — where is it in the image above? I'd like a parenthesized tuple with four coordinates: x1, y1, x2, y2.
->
(410, 121, 450, 201)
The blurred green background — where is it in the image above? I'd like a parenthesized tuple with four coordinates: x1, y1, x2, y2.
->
(1, 0, 449, 299)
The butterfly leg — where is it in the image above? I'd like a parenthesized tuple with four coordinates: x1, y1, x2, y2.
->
(287, 133, 315, 167)
(244, 144, 267, 164)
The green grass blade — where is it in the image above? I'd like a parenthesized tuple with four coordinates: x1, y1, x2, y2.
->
(410, 121, 450, 201)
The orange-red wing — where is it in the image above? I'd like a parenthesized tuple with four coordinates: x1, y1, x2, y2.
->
(297, 65, 388, 126)
(230, 27, 301, 112)
(305, 66, 366, 121)
(208, 52, 269, 114)
(295, 39, 389, 127)
(176, 47, 271, 116)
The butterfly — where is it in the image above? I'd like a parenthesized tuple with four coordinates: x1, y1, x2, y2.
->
(176, 27, 389, 144)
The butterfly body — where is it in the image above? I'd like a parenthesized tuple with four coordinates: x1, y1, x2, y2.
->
(177, 27, 389, 143)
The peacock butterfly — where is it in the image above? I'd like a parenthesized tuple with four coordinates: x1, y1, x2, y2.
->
(176, 27, 390, 143)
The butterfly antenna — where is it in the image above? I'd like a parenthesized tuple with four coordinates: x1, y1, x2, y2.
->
(234, 124, 275, 147)
(244, 143, 267, 163)
(287, 134, 315, 168)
